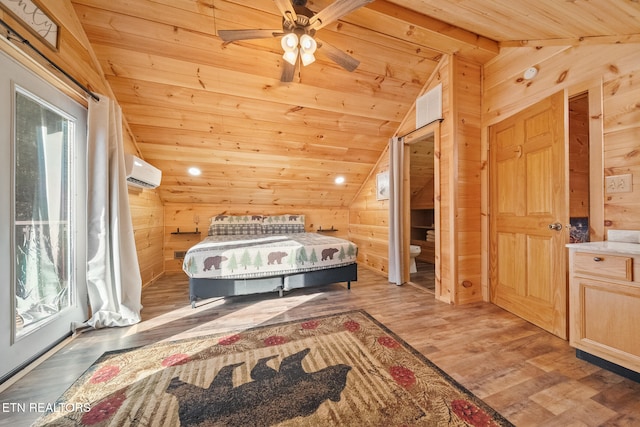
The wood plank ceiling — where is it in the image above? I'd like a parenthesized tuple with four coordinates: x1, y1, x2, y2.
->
(71, 0, 640, 207)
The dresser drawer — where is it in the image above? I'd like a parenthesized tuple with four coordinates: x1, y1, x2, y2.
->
(573, 252, 633, 281)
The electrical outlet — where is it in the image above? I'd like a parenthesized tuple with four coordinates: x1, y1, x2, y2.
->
(605, 174, 633, 193)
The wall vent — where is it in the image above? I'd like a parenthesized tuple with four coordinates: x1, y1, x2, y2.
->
(415, 83, 443, 128)
(174, 251, 187, 259)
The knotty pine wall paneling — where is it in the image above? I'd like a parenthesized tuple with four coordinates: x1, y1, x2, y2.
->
(451, 56, 483, 304)
(427, 55, 483, 305)
(1, 1, 165, 287)
(603, 68, 640, 231)
(348, 147, 391, 275)
(130, 188, 165, 286)
(433, 57, 454, 303)
(164, 204, 349, 272)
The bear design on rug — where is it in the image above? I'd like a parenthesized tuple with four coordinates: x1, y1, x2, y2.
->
(203, 256, 227, 271)
(165, 348, 351, 427)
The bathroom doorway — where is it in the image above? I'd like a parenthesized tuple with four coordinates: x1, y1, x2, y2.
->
(568, 92, 591, 243)
(407, 133, 436, 292)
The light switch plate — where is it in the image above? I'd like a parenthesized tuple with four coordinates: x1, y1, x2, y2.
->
(605, 174, 633, 193)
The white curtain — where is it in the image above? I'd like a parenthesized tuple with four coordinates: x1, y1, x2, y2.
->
(388, 136, 404, 285)
(85, 95, 142, 328)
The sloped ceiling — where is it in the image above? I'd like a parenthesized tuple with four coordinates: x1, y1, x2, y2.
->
(71, 0, 640, 207)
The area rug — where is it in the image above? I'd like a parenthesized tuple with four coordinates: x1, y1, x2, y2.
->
(34, 310, 513, 426)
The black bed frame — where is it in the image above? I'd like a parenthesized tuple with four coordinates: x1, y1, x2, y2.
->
(189, 263, 357, 308)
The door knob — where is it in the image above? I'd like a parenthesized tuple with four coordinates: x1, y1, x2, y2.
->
(548, 223, 563, 231)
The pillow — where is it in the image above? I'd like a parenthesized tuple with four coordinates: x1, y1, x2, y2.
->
(262, 214, 305, 234)
(208, 214, 264, 235)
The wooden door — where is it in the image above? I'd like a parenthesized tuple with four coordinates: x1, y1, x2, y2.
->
(489, 91, 569, 339)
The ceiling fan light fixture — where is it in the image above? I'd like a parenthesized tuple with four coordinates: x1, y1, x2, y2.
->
(299, 34, 317, 66)
(300, 34, 317, 52)
(220, 0, 370, 79)
(301, 51, 316, 66)
(281, 33, 298, 51)
(283, 48, 299, 65)
(281, 32, 300, 65)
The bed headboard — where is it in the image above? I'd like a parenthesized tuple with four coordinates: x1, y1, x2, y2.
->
(208, 214, 305, 236)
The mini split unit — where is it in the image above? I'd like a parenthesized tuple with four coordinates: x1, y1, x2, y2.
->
(124, 153, 162, 189)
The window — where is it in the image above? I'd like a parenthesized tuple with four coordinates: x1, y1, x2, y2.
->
(14, 87, 76, 337)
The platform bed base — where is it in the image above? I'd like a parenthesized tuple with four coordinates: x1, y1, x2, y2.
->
(189, 263, 357, 308)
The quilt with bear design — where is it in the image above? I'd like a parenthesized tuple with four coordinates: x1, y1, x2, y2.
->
(182, 233, 358, 280)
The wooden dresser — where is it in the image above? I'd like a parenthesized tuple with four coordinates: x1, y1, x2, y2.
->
(567, 234, 640, 377)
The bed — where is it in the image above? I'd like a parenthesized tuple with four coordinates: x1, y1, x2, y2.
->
(182, 214, 358, 307)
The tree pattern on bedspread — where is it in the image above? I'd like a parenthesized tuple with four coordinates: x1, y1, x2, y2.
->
(183, 233, 357, 280)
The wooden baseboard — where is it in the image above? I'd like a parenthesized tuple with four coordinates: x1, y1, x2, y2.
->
(142, 271, 166, 289)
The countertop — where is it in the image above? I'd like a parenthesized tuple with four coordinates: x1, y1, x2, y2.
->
(566, 230, 640, 255)
(566, 241, 640, 255)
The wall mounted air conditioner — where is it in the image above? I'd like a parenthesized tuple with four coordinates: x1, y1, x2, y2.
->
(124, 153, 162, 189)
(415, 83, 443, 128)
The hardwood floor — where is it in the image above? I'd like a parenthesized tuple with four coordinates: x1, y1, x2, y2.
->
(1, 267, 639, 426)
(408, 260, 436, 292)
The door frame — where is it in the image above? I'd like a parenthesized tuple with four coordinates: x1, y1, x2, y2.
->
(581, 83, 604, 242)
(0, 49, 89, 383)
(401, 121, 441, 296)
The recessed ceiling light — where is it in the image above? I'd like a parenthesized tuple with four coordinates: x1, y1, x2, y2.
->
(188, 167, 201, 176)
(523, 66, 538, 80)
(335, 176, 345, 184)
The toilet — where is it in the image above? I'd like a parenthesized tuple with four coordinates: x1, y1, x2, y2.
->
(409, 245, 421, 273)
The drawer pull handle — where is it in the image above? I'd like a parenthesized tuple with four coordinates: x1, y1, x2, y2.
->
(593, 257, 603, 262)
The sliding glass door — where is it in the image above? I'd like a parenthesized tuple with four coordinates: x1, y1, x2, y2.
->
(0, 51, 88, 382)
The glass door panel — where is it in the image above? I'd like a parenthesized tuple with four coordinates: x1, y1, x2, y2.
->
(14, 89, 74, 338)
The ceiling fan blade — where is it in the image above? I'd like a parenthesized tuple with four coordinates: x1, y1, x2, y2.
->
(281, 60, 296, 82)
(308, 0, 374, 31)
(274, 0, 297, 25)
(317, 38, 360, 72)
(218, 29, 281, 42)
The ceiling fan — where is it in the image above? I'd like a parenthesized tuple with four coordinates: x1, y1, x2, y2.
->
(218, 0, 374, 82)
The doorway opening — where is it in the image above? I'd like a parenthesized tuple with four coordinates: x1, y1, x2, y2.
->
(407, 134, 435, 293)
(568, 92, 591, 243)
